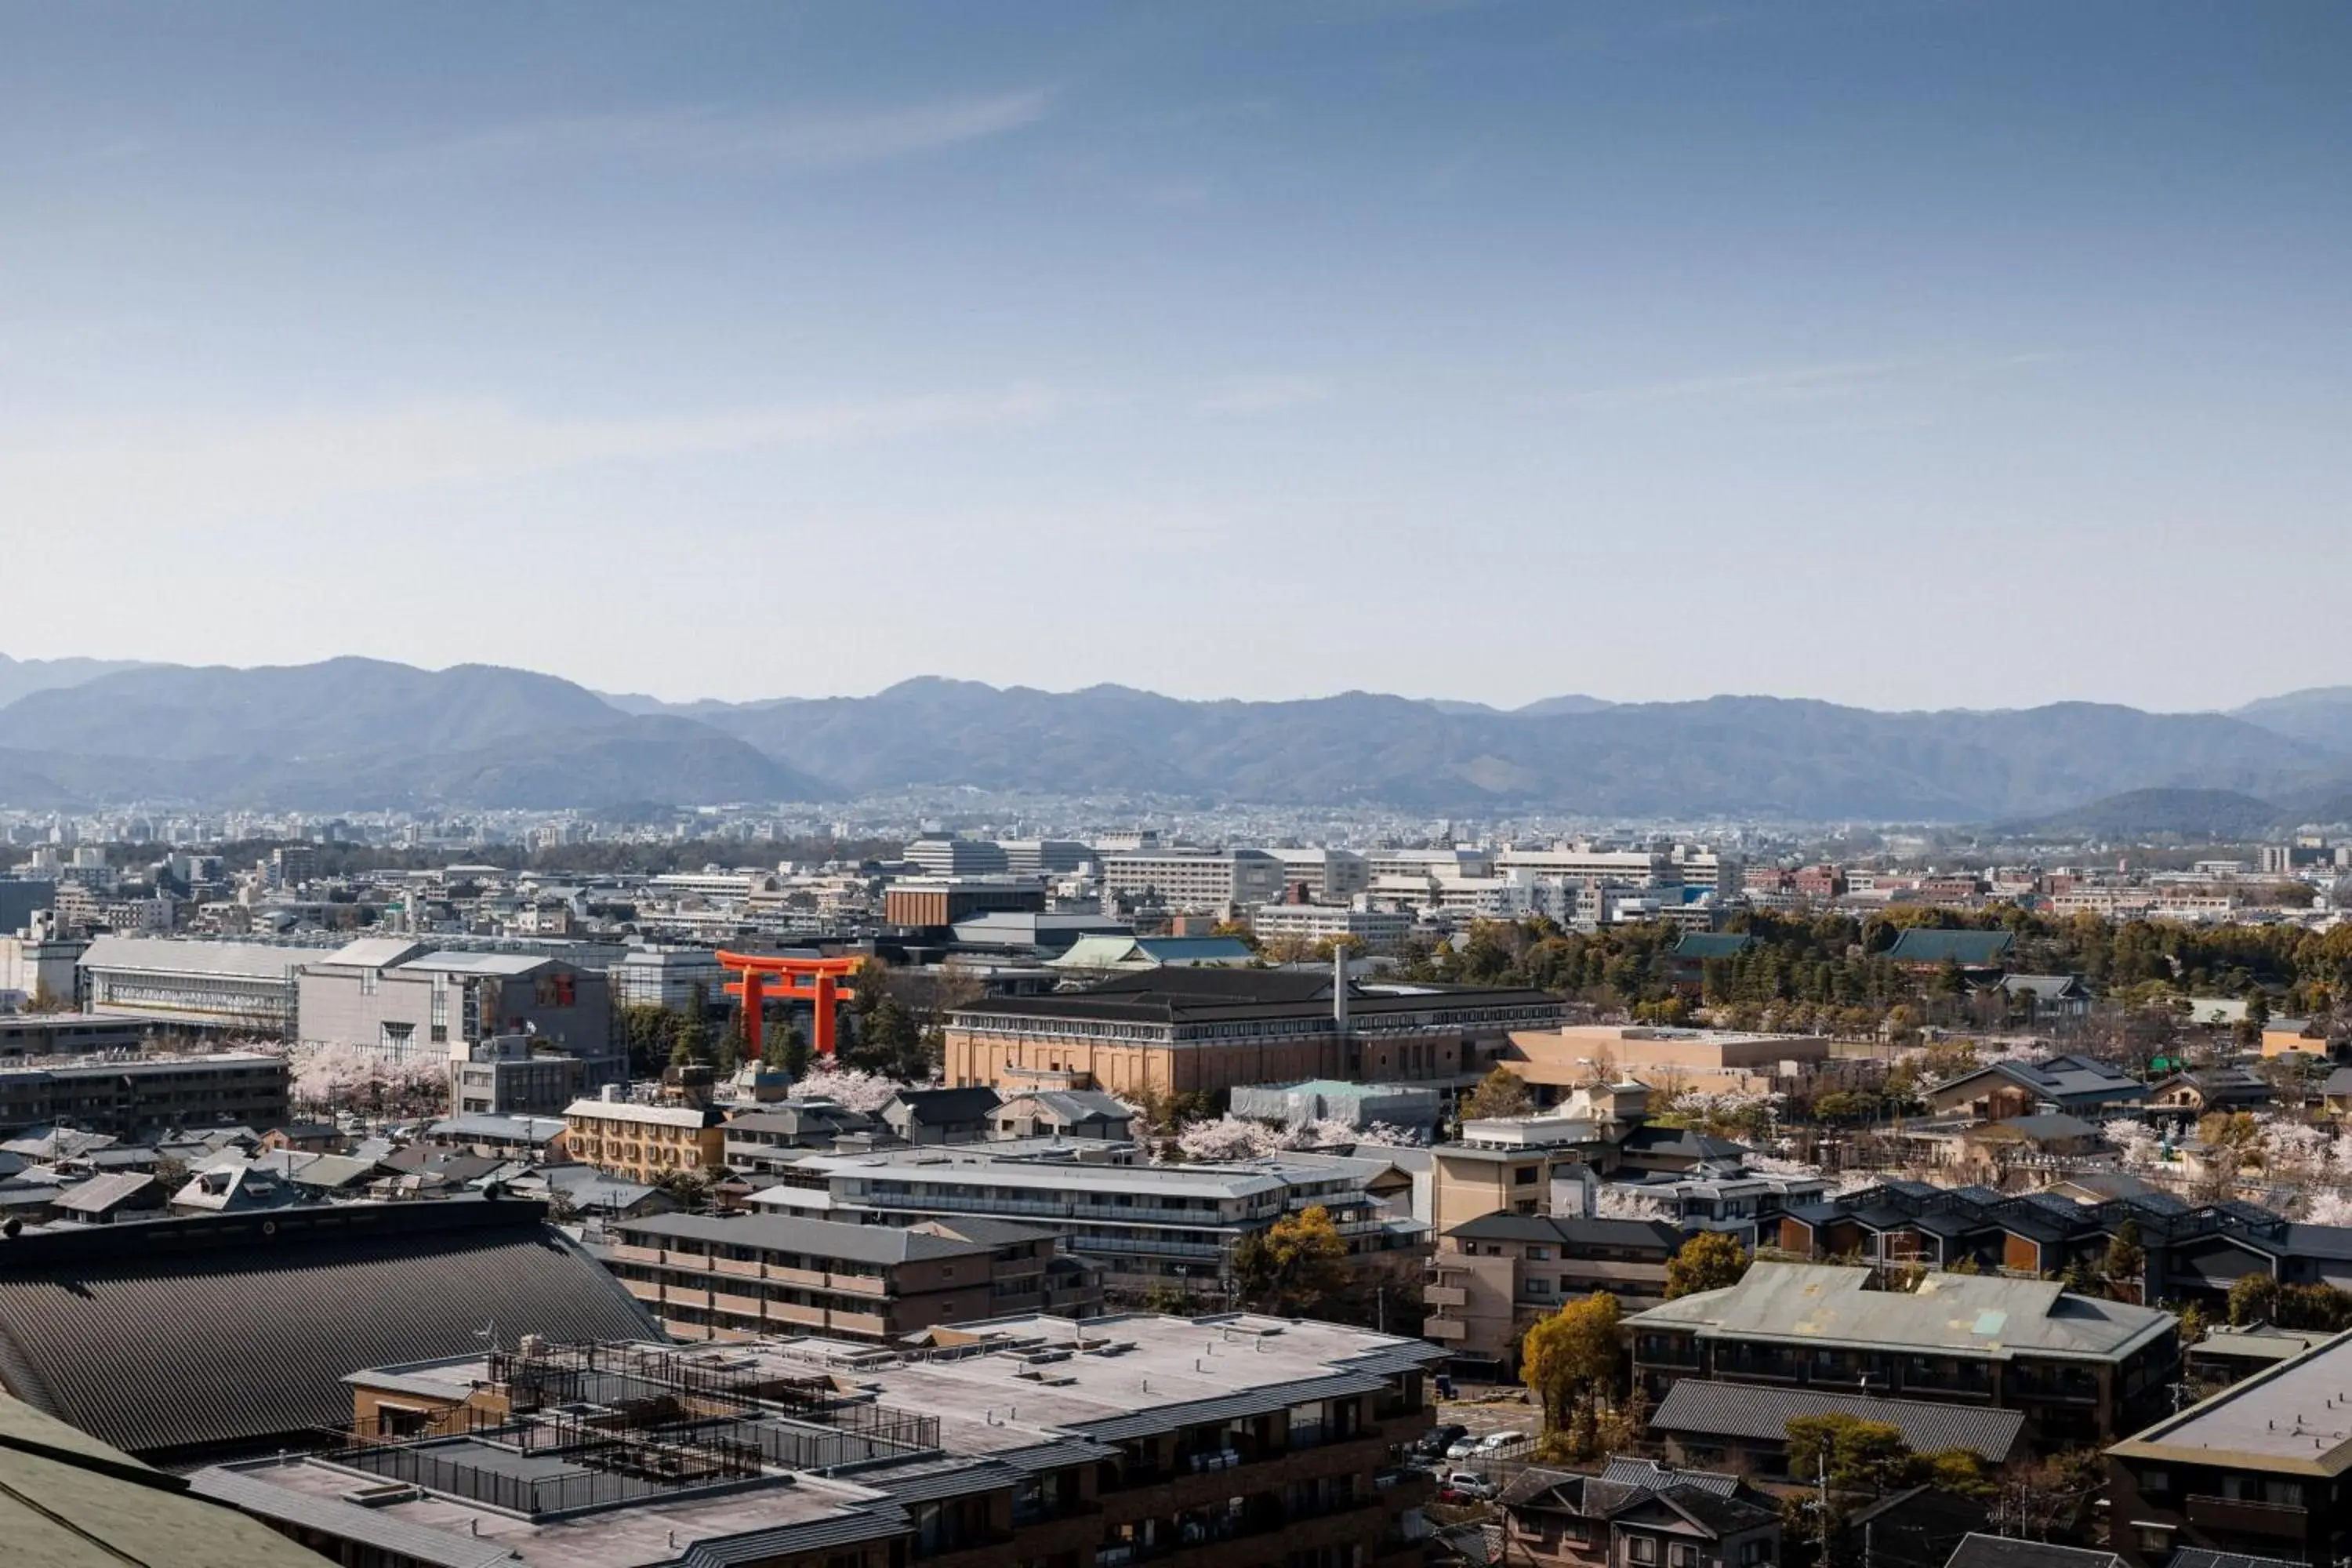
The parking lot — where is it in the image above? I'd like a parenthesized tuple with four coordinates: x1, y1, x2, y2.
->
(1414, 1392, 1540, 1497)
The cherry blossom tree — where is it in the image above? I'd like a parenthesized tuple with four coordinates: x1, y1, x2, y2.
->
(797, 1059, 921, 1114)
(1175, 1115, 1283, 1161)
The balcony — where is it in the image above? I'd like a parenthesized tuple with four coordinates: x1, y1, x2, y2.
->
(1425, 1285, 1466, 1308)
(1423, 1318, 1466, 1341)
(2187, 1495, 2309, 1540)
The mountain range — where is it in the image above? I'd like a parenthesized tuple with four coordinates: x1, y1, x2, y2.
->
(6, 655, 2352, 824)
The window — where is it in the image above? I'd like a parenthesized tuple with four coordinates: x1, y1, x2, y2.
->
(1513, 1166, 1538, 1186)
(1525, 1247, 1552, 1261)
(358, 969, 377, 996)
(379, 1022, 416, 1059)
(1670, 1545, 1698, 1568)
(1628, 1537, 1659, 1566)
(2138, 1468, 2169, 1496)
(2133, 1525, 2174, 1556)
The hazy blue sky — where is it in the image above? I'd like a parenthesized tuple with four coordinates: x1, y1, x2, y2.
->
(2, 2, 2346, 711)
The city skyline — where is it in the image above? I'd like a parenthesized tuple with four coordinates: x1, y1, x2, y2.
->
(4, 2, 2347, 711)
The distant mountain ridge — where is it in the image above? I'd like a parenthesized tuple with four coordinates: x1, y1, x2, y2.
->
(4, 655, 2352, 819)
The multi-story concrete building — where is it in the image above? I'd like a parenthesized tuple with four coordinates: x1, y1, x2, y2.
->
(902, 834, 1011, 877)
(600, 1210, 1096, 1342)
(0, 1050, 290, 1137)
(884, 876, 1047, 927)
(0, 931, 85, 1009)
(2107, 1327, 2352, 1567)
(79, 935, 312, 1034)
(198, 1312, 1441, 1568)
(450, 1033, 584, 1116)
(606, 945, 724, 1009)
(1100, 848, 1287, 912)
(995, 838, 1094, 877)
(0, 1011, 150, 1058)
(1425, 1214, 1682, 1376)
(1250, 898, 1416, 953)
(1626, 1261, 2178, 1451)
(1267, 848, 1371, 902)
(297, 938, 622, 1084)
(749, 1141, 1425, 1298)
(564, 1094, 726, 1181)
(946, 966, 1565, 1099)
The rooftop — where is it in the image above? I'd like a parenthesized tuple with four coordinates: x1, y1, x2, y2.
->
(1650, 1381, 2025, 1462)
(1628, 1260, 2174, 1363)
(2111, 1327, 2352, 1475)
(613, 1210, 1055, 1265)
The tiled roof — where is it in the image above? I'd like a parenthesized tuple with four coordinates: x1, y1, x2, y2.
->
(0, 1201, 658, 1457)
(1884, 930, 2014, 966)
(1651, 1381, 2024, 1461)
(1944, 1534, 2121, 1568)
(2166, 1552, 2311, 1568)
(615, 1210, 1050, 1265)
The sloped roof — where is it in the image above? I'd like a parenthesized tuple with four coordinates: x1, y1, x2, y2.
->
(0, 1201, 659, 1457)
(1671, 932, 1752, 960)
(1885, 929, 2014, 966)
(53, 1172, 154, 1215)
(315, 938, 428, 970)
(78, 936, 314, 979)
(1651, 1381, 2024, 1461)
(1627, 1261, 2172, 1363)
(888, 1087, 1002, 1123)
(1944, 1534, 2120, 1568)
(0, 1393, 336, 1567)
(615, 1210, 1049, 1265)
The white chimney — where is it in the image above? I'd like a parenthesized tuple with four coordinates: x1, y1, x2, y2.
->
(1332, 948, 1350, 1035)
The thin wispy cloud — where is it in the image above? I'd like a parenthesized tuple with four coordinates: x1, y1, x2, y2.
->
(2, 384, 1061, 524)
(1566, 353, 2063, 412)
(1197, 374, 1334, 416)
(409, 89, 1051, 173)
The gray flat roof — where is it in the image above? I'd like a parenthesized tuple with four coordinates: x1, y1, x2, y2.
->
(615, 1211, 1051, 1265)
(2112, 1327, 2352, 1475)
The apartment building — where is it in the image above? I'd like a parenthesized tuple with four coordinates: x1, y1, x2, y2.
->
(600, 1210, 1096, 1342)
(0, 1011, 148, 1058)
(0, 1050, 290, 1137)
(1500, 1023, 1828, 1102)
(563, 1095, 726, 1181)
(2107, 1328, 2352, 1567)
(1250, 899, 1417, 953)
(449, 1033, 583, 1116)
(78, 935, 312, 1033)
(749, 1142, 1425, 1297)
(996, 838, 1094, 877)
(946, 966, 1565, 1099)
(1425, 1214, 1682, 1375)
(1268, 848, 1371, 902)
(298, 938, 622, 1085)
(198, 1312, 1440, 1568)
(607, 945, 724, 1009)
(1100, 848, 1287, 912)
(1625, 1261, 2179, 1450)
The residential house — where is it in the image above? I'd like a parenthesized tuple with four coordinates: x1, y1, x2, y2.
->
(2147, 1066, 2273, 1118)
(883, 1085, 1002, 1145)
(1921, 1055, 2148, 1119)
(1497, 1459, 1780, 1568)
(990, 1087, 1136, 1141)
(1648, 1381, 2026, 1477)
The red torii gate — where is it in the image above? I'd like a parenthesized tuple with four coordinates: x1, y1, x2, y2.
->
(715, 951, 861, 1061)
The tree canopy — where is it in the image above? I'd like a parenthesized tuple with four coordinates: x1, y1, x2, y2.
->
(1664, 1231, 1750, 1300)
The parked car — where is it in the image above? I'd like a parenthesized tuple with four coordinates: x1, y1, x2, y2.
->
(1438, 1472, 1494, 1501)
(1443, 1437, 1479, 1461)
(1475, 1429, 1529, 1454)
(1415, 1424, 1468, 1457)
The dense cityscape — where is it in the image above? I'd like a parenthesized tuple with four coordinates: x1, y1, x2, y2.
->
(6, 2, 2346, 1566)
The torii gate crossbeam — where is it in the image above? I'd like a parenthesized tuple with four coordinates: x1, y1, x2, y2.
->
(714, 951, 861, 1061)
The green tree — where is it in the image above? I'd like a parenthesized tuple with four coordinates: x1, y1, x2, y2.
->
(670, 1007, 710, 1067)
(1520, 1293, 1622, 1432)
(2176, 1300, 2208, 1347)
(2102, 1220, 2146, 1302)
(1462, 1065, 1533, 1121)
(1786, 1413, 1911, 1492)
(777, 1023, 813, 1080)
(2229, 1271, 2281, 1327)
(1232, 1205, 1349, 1316)
(1664, 1231, 1749, 1300)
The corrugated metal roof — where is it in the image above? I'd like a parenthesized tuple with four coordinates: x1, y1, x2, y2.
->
(79, 935, 314, 979)
(865, 1456, 1025, 1502)
(0, 1204, 659, 1457)
(1650, 1381, 2025, 1461)
(675, 1501, 910, 1566)
(1944, 1533, 2121, 1568)
(1069, 1370, 1392, 1441)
